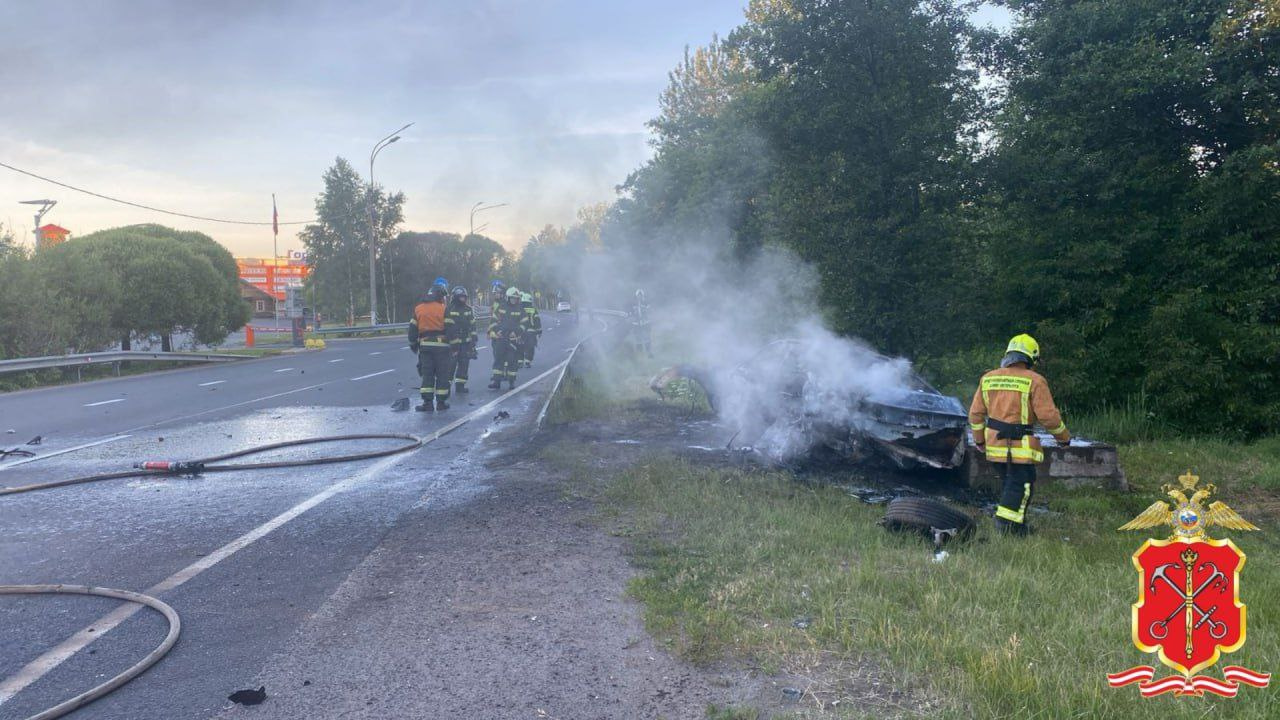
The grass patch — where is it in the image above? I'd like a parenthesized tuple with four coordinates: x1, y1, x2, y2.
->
(585, 454, 1280, 718)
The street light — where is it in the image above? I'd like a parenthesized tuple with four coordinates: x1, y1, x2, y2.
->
(368, 122, 413, 326)
(19, 199, 56, 251)
(469, 201, 507, 237)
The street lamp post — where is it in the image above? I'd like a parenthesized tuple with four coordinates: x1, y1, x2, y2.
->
(469, 201, 508, 237)
(18, 199, 56, 251)
(368, 122, 413, 326)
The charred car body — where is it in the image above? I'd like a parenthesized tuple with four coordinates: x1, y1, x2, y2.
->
(651, 339, 969, 470)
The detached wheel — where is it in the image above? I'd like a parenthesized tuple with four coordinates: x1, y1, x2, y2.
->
(881, 497, 975, 539)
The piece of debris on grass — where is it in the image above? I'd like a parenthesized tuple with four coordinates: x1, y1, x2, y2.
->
(792, 617, 812, 629)
(228, 686, 267, 706)
(782, 687, 803, 701)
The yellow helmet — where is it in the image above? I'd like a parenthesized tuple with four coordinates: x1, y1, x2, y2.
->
(1004, 334, 1040, 365)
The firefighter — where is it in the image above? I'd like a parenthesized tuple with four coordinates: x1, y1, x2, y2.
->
(520, 291, 541, 368)
(488, 287, 528, 390)
(968, 334, 1069, 535)
(490, 280, 506, 318)
(446, 286, 477, 395)
(407, 285, 452, 412)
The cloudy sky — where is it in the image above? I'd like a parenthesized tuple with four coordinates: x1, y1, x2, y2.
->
(0, 1, 1010, 257)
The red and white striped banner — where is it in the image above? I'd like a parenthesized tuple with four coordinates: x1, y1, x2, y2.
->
(1108, 666, 1270, 697)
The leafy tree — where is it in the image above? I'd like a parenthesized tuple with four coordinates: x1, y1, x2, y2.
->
(983, 0, 1280, 434)
(300, 157, 404, 324)
(384, 231, 507, 315)
(70, 226, 248, 349)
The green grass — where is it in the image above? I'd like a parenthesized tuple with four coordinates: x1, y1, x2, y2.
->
(577, 453, 1280, 719)
(547, 329, 1280, 716)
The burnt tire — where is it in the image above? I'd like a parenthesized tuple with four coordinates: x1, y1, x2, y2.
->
(881, 497, 975, 538)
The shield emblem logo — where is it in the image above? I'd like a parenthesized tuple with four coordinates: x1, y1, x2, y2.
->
(1109, 471, 1271, 698)
(1133, 538, 1245, 676)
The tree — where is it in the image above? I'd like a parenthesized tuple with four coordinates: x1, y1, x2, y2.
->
(982, 0, 1280, 433)
(384, 231, 507, 315)
(300, 157, 404, 324)
(71, 226, 249, 350)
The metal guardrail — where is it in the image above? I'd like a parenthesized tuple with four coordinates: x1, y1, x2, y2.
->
(310, 308, 495, 337)
(0, 350, 253, 376)
(310, 322, 409, 336)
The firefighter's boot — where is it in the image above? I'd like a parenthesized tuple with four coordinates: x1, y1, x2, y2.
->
(455, 382, 469, 395)
(415, 398, 434, 412)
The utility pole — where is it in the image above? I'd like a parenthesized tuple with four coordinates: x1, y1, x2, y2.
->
(18, 199, 56, 251)
(469, 201, 508, 237)
(368, 122, 413, 326)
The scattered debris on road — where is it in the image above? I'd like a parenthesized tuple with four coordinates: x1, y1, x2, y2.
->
(228, 685, 267, 706)
(390, 397, 410, 412)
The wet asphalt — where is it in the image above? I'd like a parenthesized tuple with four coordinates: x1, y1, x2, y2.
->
(0, 314, 591, 720)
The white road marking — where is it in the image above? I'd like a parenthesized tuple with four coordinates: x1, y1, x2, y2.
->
(328, 358, 344, 363)
(476, 346, 487, 351)
(350, 369, 395, 381)
(401, 346, 410, 350)
(83, 399, 124, 407)
(0, 359, 571, 704)
(198, 380, 226, 387)
(273, 368, 295, 373)
(0, 435, 132, 472)
(368, 351, 383, 356)
(123, 383, 329, 433)
(0, 451, 412, 706)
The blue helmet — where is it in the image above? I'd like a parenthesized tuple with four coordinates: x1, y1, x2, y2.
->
(433, 276, 449, 290)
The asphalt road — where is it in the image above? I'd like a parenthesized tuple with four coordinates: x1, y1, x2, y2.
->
(0, 312, 592, 720)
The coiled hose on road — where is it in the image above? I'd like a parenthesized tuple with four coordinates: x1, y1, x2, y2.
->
(1, 433, 424, 720)
(0, 585, 180, 720)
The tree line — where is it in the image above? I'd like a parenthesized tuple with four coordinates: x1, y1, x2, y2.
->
(0, 224, 248, 362)
(590, 0, 1279, 437)
(299, 158, 586, 322)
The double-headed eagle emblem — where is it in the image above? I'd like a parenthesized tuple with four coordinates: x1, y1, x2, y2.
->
(1119, 471, 1258, 540)
(1107, 471, 1270, 697)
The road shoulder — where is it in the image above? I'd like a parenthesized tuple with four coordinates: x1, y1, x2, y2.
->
(213, 415, 773, 719)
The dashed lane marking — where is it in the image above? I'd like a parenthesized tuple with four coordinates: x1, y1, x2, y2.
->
(350, 369, 395, 381)
(83, 399, 124, 407)
(198, 380, 226, 387)
(0, 358, 570, 706)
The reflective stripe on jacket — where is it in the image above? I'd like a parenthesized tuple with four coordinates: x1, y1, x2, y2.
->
(968, 366, 1068, 464)
(445, 302, 475, 346)
(408, 301, 449, 347)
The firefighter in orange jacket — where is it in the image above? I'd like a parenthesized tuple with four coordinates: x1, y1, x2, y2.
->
(968, 334, 1069, 535)
(408, 285, 451, 412)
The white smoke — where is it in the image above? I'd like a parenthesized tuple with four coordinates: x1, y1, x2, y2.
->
(568, 230, 917, 462)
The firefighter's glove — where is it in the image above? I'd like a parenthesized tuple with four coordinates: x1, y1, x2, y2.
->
(409, 343, 420, 354)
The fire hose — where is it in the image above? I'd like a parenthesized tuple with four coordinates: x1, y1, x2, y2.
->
(1, 319, 609, 719)
(0, 433, 423, 720)
(0, 585, 180, 720)
(0, 433, 423, 497)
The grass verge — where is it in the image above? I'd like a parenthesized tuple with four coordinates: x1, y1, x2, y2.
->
(545, 353, 1280, 718)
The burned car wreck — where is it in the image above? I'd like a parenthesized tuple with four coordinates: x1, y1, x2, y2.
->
(650, 339, 969, 470)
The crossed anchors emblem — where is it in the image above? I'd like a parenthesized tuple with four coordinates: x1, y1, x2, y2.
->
(1108, 472, 1270, 697)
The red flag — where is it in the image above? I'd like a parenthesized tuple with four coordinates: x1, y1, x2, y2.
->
(272, 194, 279, 237)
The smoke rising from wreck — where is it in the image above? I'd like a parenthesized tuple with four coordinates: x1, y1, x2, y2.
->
(570, 232, 918, 462)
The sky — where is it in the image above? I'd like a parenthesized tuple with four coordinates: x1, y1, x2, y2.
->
(0, 1, 1011, 258)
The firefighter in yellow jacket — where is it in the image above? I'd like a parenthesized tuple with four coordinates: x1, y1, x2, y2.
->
(968, 334, 1069, 535)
